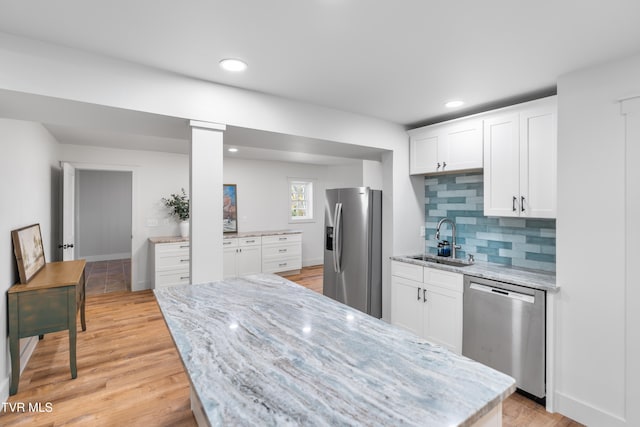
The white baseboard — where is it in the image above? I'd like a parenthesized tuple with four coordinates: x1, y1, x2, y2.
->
(1, 375, 9, 404)
(20, 337, 38, 374)
(82, 253, 131, 262)
(1, 336, 38, 403)
(555, 391, 627, 427)
(302, 258, 323, 267)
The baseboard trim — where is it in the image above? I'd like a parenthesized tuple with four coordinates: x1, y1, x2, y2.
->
(555, 391, 626, 426)
(0, 376, 9, 404)
(82, 253, 131, 262)
(302, 258, 323, 267)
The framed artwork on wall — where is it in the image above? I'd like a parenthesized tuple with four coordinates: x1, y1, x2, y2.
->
(223, 184, 237, 233)
(11, 223, 46, 283)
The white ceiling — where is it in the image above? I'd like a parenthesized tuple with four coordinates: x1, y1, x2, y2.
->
(2, 1, 640, 126)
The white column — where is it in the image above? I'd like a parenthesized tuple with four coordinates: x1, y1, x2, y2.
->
(621, 96, 640, 427)
(189, 120, 226, 284)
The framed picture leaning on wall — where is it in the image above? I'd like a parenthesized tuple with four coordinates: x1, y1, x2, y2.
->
(11, 223, 46, 283)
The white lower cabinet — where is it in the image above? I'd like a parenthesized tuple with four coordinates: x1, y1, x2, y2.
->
(223, 232, 303, 278)
(391, 261, 463, 354)
(223, 237, 262, 279)
(261, 233, 302, 274)
(151, 241, 190, 288)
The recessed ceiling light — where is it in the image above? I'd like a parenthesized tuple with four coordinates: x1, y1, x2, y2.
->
(228, 147, 239, 153)
(445, 100, 464, 108)
(219, 58, 247, 72)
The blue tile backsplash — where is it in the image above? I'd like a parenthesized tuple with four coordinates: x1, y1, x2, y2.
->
(425, 171, 556, 272)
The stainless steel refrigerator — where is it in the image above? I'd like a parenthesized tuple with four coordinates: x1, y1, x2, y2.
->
(323, 187, 382, 318)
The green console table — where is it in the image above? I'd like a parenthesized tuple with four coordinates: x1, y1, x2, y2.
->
(8, 259, 86, 396)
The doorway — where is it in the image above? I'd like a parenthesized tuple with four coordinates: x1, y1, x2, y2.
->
(61, 163, 134, 295)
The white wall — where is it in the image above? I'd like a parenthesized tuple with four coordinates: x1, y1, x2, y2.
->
(555, 52, 640, 426)
(0, 118, 60, 402)
(223, 157, 363, 267)
(59, 144, 189, 291)
(76, 169, 132, 261)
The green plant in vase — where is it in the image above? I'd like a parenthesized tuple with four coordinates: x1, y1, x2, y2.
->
(162, 188, 190, 237)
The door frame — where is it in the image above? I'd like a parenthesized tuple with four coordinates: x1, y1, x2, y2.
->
(61, 161, 138, 291)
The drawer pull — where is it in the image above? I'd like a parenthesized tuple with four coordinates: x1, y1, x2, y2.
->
(180, 245, 189, 248)
(223, 241, 232, 245)
(278, 262, 287, 267)
(278, 249, 287, 253)
(245, 239, 255, 243)
(180, 259, 189, 262)
(278, 237, 287, 241)
(180, 276, 190, 280)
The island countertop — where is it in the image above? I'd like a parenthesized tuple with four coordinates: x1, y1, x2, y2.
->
(154, 274, 515, 426)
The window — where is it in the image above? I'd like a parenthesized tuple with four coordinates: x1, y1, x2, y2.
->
(289, 179, 314, 222)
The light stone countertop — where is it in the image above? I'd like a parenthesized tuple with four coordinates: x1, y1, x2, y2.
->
(223, 229, 302, 239)
(155, 274, 515, 427)
(148, 236, 189, 244)
(391, 254, 557, 292)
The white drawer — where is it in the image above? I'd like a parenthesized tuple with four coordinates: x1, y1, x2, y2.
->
(262, 233, 301, 245)
(424, 266, 463, 292)
(155, 270, 190, 288)
(223, 238, 238, 247)
(239, 236, 261, 247)
(262, 257, 302, 273)
(156, 241, 190, 253)
(156, 255, 190, 269)
(391, 261, 424, 282)
(262, 242, 301, 259)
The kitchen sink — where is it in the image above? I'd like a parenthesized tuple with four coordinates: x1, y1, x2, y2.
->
(407, 254, 473, 267)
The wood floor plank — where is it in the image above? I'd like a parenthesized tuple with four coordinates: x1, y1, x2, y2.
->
(0, 266, 582, 426)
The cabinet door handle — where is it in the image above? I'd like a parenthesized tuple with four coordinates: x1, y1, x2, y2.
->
(423, 289, 427, 303)
(512, 196, 517, 212)
(436, 162, 441, 170)
(442, 161, 447, 170)
(521, 196, 525, 212)
(417, 287, 421, 301)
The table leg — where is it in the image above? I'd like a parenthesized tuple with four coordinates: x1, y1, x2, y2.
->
(8, 294, 20, 395)
(68, 287, 77, 379)
(81, 269, 86, 331)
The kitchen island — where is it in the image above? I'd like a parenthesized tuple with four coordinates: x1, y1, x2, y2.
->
(155, 274, 515, 426)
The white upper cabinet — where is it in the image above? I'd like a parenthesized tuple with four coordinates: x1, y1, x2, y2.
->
(409, 119, 483, 175)
(484, 96, 557, 218)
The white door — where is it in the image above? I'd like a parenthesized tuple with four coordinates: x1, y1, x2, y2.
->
(423, 284, 463, 354)
(61, 162, 76, 261)
(520, 103, 557, 218)
(483, 113, 521, 217)
(445, 119, 483, 171)
(410, 127, 443, 174)
(223, 246, 237, 278)
(390, 276, 423, 337)
(237, 245, 262, 276)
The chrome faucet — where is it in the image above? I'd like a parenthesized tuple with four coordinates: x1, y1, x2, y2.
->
(435, 217, 461, 259)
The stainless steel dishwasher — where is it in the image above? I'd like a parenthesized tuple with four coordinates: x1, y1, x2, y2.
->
(462, 275, 546, 401)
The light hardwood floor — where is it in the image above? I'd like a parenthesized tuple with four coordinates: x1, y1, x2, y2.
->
(0, 266, 582, 426)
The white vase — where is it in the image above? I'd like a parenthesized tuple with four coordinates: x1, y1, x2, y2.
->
(179, 221, 189, 238)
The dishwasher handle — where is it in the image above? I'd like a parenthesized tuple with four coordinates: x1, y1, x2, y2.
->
(469, 283, 535, 304)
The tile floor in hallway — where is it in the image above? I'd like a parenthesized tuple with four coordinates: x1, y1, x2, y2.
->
(85, 258, 131, 295)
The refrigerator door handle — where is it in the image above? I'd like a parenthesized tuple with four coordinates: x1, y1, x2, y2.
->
(334, 202, 343, 272)
(332, 203, 340, 272)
